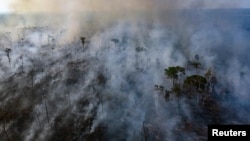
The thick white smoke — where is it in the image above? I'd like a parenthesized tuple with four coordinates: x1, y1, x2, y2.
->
(0, 1, 250, 141)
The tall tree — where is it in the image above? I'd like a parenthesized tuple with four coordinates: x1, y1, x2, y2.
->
(184, 75, 207, 93)
(184, 75, 207, 103)
(165, 66, 185, 86)
(5, 48, 11, 66)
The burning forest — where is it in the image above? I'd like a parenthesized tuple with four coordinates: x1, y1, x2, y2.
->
(1, 0, 250, 141)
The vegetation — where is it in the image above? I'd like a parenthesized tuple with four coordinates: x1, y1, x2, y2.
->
(0, 29, 242, 141)
(80, 37, 86, 46)
(184, 75, 207, 93)
(5, 48, 11, 65)
(164, 66, 185, 85)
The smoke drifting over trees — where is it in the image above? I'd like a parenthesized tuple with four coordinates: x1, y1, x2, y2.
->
(0, 1, 250, 141)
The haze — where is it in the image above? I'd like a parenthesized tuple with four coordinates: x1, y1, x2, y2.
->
(1, 0, 250, 14)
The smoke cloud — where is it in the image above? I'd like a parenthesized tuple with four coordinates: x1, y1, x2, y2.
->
(0, 1, 250, 141)
(6, 0, 250, 41)
(9, 0, 250, 13)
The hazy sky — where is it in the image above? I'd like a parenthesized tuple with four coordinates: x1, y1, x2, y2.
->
(0, 0, 250, 13)
(0, 0, 13, 13)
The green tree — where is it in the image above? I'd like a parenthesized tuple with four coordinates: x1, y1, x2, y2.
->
(184, 75, 207, 93)
(184, 75, 207, 104)
(165, 66, 185, 86)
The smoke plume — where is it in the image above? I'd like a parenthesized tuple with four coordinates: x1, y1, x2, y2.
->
(0, 1, 250, 141)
